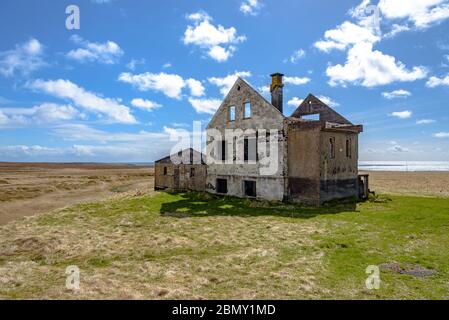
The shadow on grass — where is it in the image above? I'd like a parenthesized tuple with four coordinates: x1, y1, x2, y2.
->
(159, 192, 358, 219)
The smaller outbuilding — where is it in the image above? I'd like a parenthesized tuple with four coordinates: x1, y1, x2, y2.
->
(154, 148, 207, 192)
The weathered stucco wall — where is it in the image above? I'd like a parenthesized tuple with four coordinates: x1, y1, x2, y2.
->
(319, 130, 359, 202)
(286, 121, 322, 205)
(154, 163, 175, 190)
(154, 163, 206, 192)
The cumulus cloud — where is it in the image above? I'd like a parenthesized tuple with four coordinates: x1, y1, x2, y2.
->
(118, 72, 187, 99)
(130, 98, 161, 111)
(240, 0, 262, 16)
(390, 110, 413, 119)
(0, 38, 46, 77)
(186, 78, 205, 97)
(315, 1, 429, 87)
(314, 21, 380, 53)
(0, 103, 79, 128)
(426, 74, 449, 87)
(28, 79, 136, 124)
(287, 97, 304, 107)
(183, 12, 246, 62)
(188, 98, 222, 114)
(326, 42, 427, 87)
(284, 76, 311, 85)
(378, 0, 449, 29)
(66, 35, 123, 64)
(382, 89, 412, 99)
(208, 71, 251, 96)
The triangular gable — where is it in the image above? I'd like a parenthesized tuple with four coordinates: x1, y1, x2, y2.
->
(207, 77, 284, 129)
(291, 94, 352, 125)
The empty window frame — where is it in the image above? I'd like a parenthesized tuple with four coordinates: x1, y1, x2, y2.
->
(302, 113, 320, 121)
(244, 102, 251, 119)
(266, 131, 271, 158)
(329, 137, 336, 159)
(216, 178, 228, 194)
(217, 140, 227, 162)
(244, 180, 256, 197)
(229, 106, 236, 121)
(221, 140, 226, 161)
(244, 137, 257, 162)
(346, 138, 352, 158)
(163, 167, 167, 175)
(190, 167, 195, 177)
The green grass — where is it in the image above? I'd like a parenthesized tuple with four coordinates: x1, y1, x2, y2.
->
(0, 191, 448, 299)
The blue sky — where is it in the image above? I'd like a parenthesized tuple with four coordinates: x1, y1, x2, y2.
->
(0, 0, 448, 162)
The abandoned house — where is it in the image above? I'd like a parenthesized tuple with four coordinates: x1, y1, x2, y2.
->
(154, 73, 366, 205)
(154, 148, 206, 192)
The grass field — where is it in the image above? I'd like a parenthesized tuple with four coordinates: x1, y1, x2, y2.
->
(0, 191, 448, 299)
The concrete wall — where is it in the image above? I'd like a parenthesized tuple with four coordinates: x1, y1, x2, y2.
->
(286, 121, 322, 205)
(319, 130, 359, 202)
(206, 78, 286, 201)
(154, 163, 175, 190)
(154, 163, 206, 192)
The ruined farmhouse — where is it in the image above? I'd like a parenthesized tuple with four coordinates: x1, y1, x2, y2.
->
(155, 73, 367, 205)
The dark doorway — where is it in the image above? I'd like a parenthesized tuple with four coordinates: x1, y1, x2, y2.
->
(216, 179, 228, 194)
(244, 180, 256, 197)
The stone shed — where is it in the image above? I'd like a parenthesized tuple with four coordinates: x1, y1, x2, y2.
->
(154, 148, 206, 192)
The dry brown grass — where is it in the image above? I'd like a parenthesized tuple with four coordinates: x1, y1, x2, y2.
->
(0, 163, 153, 225)
(0, 192, 328, 299)
(361, 171, 449, 198)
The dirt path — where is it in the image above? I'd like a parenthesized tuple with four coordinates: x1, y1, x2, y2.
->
(0, 163, 154, 225)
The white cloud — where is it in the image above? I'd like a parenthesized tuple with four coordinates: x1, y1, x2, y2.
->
(0, 38, 46, 77)
(66, 35, 123, 64)
(326, 42, 427, 87)
(0, 103, 79, 127)
(287, 97, 304, 107)
(186, 78, 205, 97)
(390, 110, 413, 119)
(28, 79, 136, 124)
(188, 98, 222, 114)
(416, 119, 436, 124)
(314, 21, 380, 53)
(118, 72, 187, 99)
(52, 123, 167, 143)
(207, 45, 235, 62)
(382, 89, 412, 99)
(378, 0, 449, 29)
(162, 62, 172, 68)
(240, 0, 262, 16)
(435, 132, 449, 138)
(130, 98, 161, 111)
(286, 49, 306, 64)
(126, 58, 145, 71)
(384, 24, 412, 38)
(426, 74, 449, 87)
(208, 71, 251, 96)
(183, 12, 246, 62)
(317, 95, 340, 108)
(284, 76, 311, 85)
(258, 85, 270, 95)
